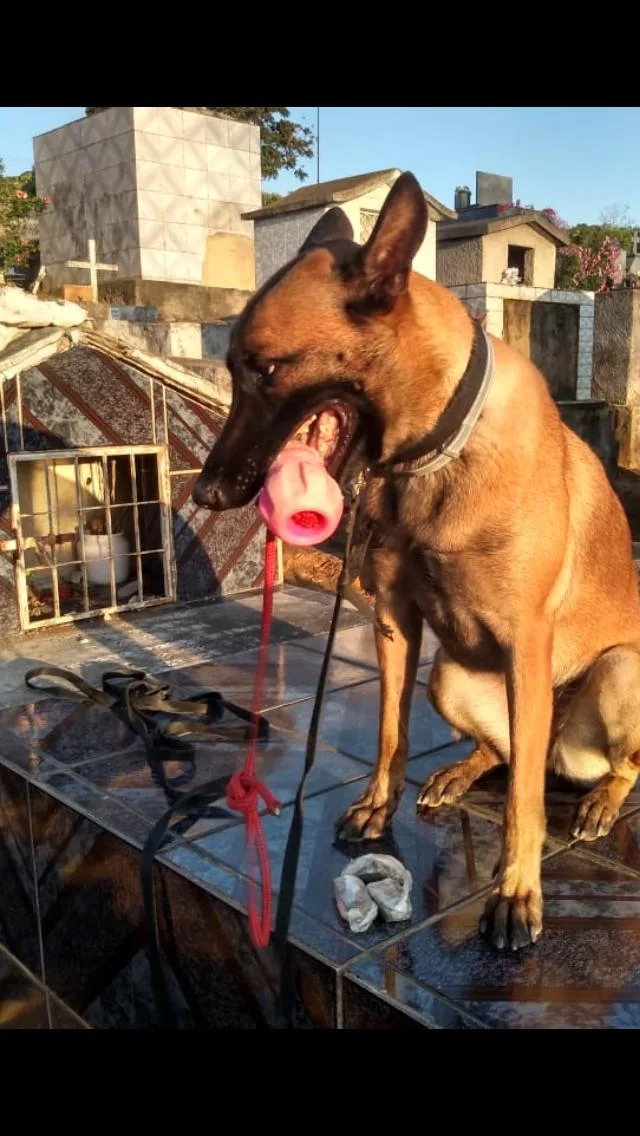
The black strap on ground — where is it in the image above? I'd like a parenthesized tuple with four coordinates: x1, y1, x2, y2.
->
(25, 663, 270, 1031)
(25, 665, 268, 800)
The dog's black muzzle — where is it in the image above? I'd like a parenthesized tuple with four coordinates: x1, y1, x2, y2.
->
(193, 381, 382, 513)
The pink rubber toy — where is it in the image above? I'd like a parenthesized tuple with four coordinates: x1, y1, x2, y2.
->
(258, 443, 344, 546)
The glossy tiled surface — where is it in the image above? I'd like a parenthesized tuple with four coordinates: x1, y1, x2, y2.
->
(2, 590, 640, 1028)
(348, 851, 640, 1029)
(267, 675, 454, 763)
(168, 781, 507, 951)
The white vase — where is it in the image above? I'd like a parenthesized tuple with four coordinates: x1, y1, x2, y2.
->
(84, 532, 130, 587)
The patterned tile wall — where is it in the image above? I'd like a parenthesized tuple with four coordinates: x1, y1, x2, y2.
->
(0, 345, 266, 635)
(34, 108, 262, 288)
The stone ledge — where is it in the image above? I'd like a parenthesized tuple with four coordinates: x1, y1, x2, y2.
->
(96, 278, 251, 322)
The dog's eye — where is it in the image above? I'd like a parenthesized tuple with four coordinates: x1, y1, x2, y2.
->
(245, 355, 276, 383)
(256, 362, 277, 385)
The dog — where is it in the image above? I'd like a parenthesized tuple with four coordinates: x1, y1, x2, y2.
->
(193, 173, 640, 951)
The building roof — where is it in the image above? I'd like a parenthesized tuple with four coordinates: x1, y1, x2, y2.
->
(438, 209, 570, 247)
(243, 168, 457, 223)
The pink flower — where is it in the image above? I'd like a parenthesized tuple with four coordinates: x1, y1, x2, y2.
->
(14, 189, 27, 199)
(42, 195, 51, 206)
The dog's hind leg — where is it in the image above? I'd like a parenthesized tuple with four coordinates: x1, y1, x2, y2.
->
(337, 558, 422, 841)
(418, 744, 503, 808)
(552, 646, 640, 841)
(417, 649, 509, 808)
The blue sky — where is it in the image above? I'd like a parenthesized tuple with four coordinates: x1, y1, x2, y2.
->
(1, 106, 638, 226)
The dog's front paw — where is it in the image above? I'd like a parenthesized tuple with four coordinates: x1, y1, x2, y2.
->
(336, 786, 401, 842)
(479, 886, 543, 952)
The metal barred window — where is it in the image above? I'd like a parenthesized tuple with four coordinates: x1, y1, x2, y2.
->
(8, 446, 174, 629)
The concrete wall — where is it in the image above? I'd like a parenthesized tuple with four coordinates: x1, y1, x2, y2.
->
(437, 236, 483, 287)
(504, 298, 580, 400)
(204, 233, 255, 291)
(557, 400, 618, 477)
(481, 223, 557, 289)
(450, 282, 595, 400)
(593, 290, 640, 405)
(253, 181, 438, 289)
(35, 107, 262, 290)
(593, 291, 640, 470)
(254, 207, 324, 288)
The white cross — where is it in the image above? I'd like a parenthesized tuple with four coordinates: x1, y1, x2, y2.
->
(66, 239, 118, 302)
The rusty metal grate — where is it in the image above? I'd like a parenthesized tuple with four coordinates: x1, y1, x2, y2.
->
(8, 446, 175, 630)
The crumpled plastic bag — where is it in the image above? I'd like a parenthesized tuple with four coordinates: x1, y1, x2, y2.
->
(334, 853, 412, 932)
(333, 874, 378, 933)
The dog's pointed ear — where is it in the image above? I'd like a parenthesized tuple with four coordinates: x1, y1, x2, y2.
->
(357, 173, 428, 305)
(300, 207, 354, 252)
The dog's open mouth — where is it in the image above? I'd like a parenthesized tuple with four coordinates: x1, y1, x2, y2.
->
(286, 404, 354, 474)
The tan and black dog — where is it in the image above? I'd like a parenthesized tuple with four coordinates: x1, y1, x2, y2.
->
(193, 173, 640, 951)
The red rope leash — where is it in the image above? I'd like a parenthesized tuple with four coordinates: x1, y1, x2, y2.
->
(226, 529, 280, 948)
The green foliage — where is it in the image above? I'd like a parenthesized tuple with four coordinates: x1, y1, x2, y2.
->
(568, 222, 634, 254)
(261, 191, 283, 206)
(86, 107, 314, 183)
(0, 163, 48, 275)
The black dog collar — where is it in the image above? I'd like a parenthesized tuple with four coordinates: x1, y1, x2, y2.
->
(377, 320, 495, 478)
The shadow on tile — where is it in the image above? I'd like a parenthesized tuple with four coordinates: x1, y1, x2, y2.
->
(298, 623, 437, 671)
(345, 961, 486, 1029)
(410, 759, 640, 869)
(0, 697, 139, 767)
(268, 679, 454, 764)
(26, 780, 349, 1028)
(155, 863, 342, 1028)
(66, 734, 368, 842)
(353, 850, 640, 1028)
(157, 642, 373, 713)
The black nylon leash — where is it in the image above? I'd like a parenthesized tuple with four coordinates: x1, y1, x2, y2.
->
(25, 664, 268, 800)
(272, 473, 377, 1027)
